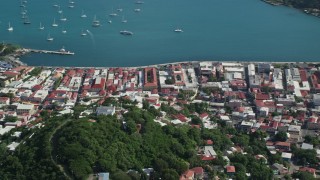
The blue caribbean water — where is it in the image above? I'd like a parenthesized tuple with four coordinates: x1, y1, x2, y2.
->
(1, 0, 320, 67)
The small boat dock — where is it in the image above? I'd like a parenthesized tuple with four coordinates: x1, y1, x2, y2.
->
(24, 48, 75, 55)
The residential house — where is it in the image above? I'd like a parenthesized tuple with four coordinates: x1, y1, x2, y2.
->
(96, 106, 115, 116)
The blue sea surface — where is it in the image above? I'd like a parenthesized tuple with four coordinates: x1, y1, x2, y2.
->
(1, 0, 320, 67)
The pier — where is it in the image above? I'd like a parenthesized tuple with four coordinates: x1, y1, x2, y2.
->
(23, 48, 75, 55)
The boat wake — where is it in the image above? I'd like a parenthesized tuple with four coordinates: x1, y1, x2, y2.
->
(86, 30, 96, 47)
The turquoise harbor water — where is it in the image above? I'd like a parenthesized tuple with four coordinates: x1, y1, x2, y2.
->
(1, 0, 320, 67)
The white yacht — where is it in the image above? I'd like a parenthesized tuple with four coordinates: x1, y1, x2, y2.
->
(39, 22, 44, 30)
(120, 30, 133, 35)
(121, 16, 127, 23)
(174, 28, 183, 33)
(92, 15, 100, 27)
(8, 22, 13, 32)
(81, 29, 87, 36)
(81, 10, 87, 18)
(60, 13, 67, 21)
(47, 33, 54, 41)
(52, 18, 58, 27)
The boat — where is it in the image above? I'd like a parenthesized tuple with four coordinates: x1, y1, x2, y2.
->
(134, 8, 141, 12)
(69, 0, 75, 4)
(68, 5, 75, 8)
(47, 33, 53, 41)
(117, 8, 123, 12)
(135, 1, 144, 4)
(60, 13, 67, 21)
(120, 30, 133, 35)
(108, 20, 112, 24)
(52, 18, 58, 27)
(121, 16, 127, 23)
(92, 15, 100, 27)
(81, 10, 87, 18)
(53, 4, 59, 7)
(8, 22, 13, 32)
(23, 16, 31, 24)
(81, 29, 87, 36)
(62, 28, 67, 34)
(109, 8, 118, 17)
(59, 46, 75, 55)
(174, 28, 183, 33)
(57, 6, 63, 14)
(39, 22, 44, 30)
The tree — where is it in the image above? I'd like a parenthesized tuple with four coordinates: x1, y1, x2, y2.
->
(162, 169, 179, 180)
(191, 116, 202, 125)
(274, 131, 288, 142)
(4, 116, 18, 122)
(292, 172, 315, 180)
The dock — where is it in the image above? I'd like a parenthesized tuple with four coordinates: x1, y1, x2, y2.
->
(24, 48, 75, 55)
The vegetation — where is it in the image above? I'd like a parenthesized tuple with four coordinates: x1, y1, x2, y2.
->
(28, 67, 43, 76)
(0, 44, 19, 56)
(0, 116, 67, 179)
(274, 131, 288, 142)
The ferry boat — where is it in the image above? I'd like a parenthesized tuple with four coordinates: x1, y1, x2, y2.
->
(8, 22, 13, 32)
(92, 15, 100, 27)
(120, 30, 133, 35)
(59, 46, 75, 55)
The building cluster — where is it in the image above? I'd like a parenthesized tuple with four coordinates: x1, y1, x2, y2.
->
(0, 62, 320, 178)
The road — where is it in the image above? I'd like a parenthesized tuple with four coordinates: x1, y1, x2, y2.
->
(49, 119, 72, 180)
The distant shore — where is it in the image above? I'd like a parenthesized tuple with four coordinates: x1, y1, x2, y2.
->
(261, 0, 320, 18)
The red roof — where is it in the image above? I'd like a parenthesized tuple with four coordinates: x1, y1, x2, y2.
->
(299, 70, 308, 81)
(3, 71, 20, 76)
(201, 155, 215, 161)
(190, 167, 204, 175)
(144, 67, 158, 88)
(299, 167, 316, 174)
(275, 141, 290, 147)
(226, 166, 236, 173)
(255, 93, 270, 100)
(206, 139, 213, 145)
(200, 113, 209, 119)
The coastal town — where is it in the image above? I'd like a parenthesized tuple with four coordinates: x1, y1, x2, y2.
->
(0, 59, 320, 179)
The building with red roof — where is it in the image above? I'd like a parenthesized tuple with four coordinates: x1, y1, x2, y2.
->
(226, 166, 236, 176)
(90, 77, 106, 92)
(299, 167, 316, 177)
(144, 67, 158, 90)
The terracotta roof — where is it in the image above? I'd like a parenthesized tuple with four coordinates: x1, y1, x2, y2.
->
(226, 166, 236, 173)
(275, 141, 290, 147)
(299, 167, 316, 174)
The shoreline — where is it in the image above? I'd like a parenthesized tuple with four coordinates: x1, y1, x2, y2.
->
(1, 47, 320, 69)
(261, 0, 320, 18)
